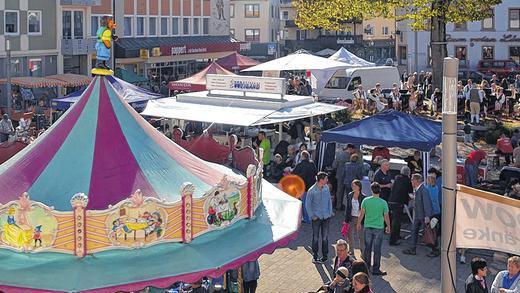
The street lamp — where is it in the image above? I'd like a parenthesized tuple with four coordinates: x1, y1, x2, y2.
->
(5, 39, 11, 115)
(441, 57, 458, 293)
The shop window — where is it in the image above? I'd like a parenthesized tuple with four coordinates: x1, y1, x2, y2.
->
(28, 11, 42, 35)
(245, 4, 260, 18)
(193, 18, 199, 35)
(510, 9, 520, 30)
(137, 17, 145, 36)
(28, 58, 42, 77)
(5, 10, 19, 35)
(455, 46, 467, 67)
(124, 17, 133, 36)
(172, 17, 179, 35)
(245, 29, 260, 42)
(161, 18, 169, 36)
(510, 46, 520, 63)
(482, 46, 494, 60)
(149, 17, 157, 36)
(183, 18, 190, 35)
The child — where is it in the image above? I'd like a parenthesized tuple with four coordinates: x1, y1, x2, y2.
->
(465, 257, 488, 293)
(33, 225, 42, 247)
(463, 121, 473, 144)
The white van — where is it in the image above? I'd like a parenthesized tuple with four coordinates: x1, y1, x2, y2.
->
(319, 66, 400, 102)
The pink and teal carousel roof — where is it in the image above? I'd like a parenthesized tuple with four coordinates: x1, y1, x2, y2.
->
(0, 76, 225, 211)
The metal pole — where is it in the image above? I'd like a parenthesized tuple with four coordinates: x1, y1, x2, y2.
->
(441, 57, 458, 293)
(112, 0, 116, 70)
(6, 39, 12, 115)
(278, 122, 283, 143)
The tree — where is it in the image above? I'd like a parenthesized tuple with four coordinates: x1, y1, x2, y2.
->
(294, 0, 501, 89)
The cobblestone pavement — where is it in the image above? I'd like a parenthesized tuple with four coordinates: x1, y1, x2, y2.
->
(257, 212, 508, 293)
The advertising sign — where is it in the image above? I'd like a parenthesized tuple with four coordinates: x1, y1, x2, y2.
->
(206, 74, 286, 95)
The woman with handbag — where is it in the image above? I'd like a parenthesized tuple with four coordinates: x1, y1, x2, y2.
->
(344, 180, 365, 257)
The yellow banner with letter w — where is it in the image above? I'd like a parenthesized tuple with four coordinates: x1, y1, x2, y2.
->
(456, 185, 520, 255)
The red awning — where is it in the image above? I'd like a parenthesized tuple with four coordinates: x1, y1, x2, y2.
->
(216, 52, 260, 71)
(168, 62, 235, 91)
(0, 77, 67, 88)
(46, 74, 92, 87)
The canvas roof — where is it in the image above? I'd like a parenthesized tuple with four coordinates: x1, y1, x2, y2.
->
(328, 47, 375, 67)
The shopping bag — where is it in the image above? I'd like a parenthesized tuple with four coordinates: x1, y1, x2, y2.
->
(341, 222, 350, 238)
(423, 225, 436, 247)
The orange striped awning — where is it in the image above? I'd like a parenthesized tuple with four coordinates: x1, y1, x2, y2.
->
(46, 74, 92, 87)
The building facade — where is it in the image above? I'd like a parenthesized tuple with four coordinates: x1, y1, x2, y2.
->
(362, 17, 396, 63)
(400, 0, 520, 73)
(230, 0, 280, 60)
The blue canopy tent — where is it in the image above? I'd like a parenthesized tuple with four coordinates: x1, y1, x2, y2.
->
(52, 75, 161, 112)
(320, 110, 442, 177)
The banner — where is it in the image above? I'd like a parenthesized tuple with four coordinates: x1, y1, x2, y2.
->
(456, 185, 520, 255)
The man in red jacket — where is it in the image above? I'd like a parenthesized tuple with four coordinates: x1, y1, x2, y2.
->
(464, 148, 487, 187)
(496, 134, 514, 165)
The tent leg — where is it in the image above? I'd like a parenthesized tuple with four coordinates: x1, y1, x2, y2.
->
(422, 151, 430, 179)
(278, 123, 283, 143)
(310, 116, 314, 145)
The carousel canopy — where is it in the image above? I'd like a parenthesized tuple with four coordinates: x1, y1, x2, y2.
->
(168, 62, 235, 91)
(51, 75, 162, 111)
(0, 76, 226, 211)
(328, 47, 375, 67)
(46, 74, 93, 87)
(216, 52, 260, 71)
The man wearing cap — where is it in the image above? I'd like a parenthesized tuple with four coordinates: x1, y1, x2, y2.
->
(306, 172, 334, 263)
(318, 266, 350, 293)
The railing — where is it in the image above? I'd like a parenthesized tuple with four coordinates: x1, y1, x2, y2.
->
(0, 163, 263, 257)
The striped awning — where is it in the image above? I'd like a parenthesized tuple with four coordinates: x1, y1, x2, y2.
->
(0, 77, 67, 88)
(46, 74, 93, 87)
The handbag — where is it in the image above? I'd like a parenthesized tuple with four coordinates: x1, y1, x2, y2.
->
(423, 225, 436, 247)
(341, 222, 350, 239)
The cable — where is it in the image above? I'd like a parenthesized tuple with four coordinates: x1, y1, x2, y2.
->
(445, 187, 458, 292)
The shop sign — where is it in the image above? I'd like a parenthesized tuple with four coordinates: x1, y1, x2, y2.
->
(267, 43, 277, 55)
(446, 33, 520, 43)
(160, 43, 241, 56)
(152, 47, 161, 57)
(206, 74, 286, 95)
(140, 49, 149, 59)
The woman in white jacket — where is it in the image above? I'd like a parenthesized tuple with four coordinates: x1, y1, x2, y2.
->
(491, 256, 520, 293)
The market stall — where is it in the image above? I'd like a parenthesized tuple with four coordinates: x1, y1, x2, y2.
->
(168, 61, 235, 93)
(216, 52, 260, 72)
(328, 47, 375, 66)
(0, 75, 300, 292)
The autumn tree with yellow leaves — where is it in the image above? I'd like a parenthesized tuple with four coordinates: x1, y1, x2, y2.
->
(294, 0, 502, 88)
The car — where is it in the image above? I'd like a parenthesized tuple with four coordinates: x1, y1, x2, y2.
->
(458, 70, 491, 85)
(476, 60, 520, 79)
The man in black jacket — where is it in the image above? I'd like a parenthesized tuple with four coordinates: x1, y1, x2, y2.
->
(465, 257, 488, 293)
(292, 150, 318, 191)
(388, 166, 413, 246)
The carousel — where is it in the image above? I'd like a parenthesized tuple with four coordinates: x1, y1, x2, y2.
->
(0, 62, 300, 292)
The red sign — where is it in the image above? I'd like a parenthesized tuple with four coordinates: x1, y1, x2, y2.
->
(160, 43, 241, 56)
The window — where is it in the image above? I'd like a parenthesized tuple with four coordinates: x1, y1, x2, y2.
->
(455, 46, 467, 67)
(4, 10, 19, 35)
(74, 11, 84, 38)
(382, 26, 389, 35)
(161, 18, 169, 36)
(245, 4, 260, 18)
(172, 17, 179, 35)
(91, 15, 100, 36)
(193, 18, 199, 34)
(137, 17, 145, 36)
(482, 10, 494, 30)
(399, 46, 407, 65)
(203, 18, 209, 35)
(510, 9, 520, 30)
(347, 76, 361, 91)
(244, 29, 260, 42)
(296, 30, 306, 40)
(511, 46, 520, 63)
(124, 17, 132, 36)
(230, 4, 234, 18)
(230, 28, 235, 37)
(183, 18, 190, 35)
(454, 22, 467, 31)
(28, 58, 42, 77)
(63, 11, 72, 38)
(365, 26, 373, 36)
(27, 11, 42, 35)
(149, 17, 157, 36)
(282, 11, 289, 20)
(482, 46, 494, 60)
(325, 76, 349, 89)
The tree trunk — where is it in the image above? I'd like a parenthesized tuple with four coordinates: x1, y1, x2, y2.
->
(430, 0, 448, 90)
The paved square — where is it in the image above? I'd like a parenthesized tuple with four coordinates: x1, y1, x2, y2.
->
(257, 212, 508, 293)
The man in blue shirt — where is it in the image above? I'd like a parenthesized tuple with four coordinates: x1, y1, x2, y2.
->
(306, 172, 333, 263)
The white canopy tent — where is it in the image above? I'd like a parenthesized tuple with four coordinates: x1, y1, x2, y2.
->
(328, 47, 375, 67)
(314, 48, 337, 57)
(142, 90, 346, 126)
(241, 50, 348, 94)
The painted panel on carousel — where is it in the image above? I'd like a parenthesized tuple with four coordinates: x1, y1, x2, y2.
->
(105, 190, 168, 247)
(205, 176, 245, 229)
(0, 193, 58, 252)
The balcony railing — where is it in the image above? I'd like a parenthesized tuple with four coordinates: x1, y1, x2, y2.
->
(61, 38, 96, 56)
(61, 0, 100, 5)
